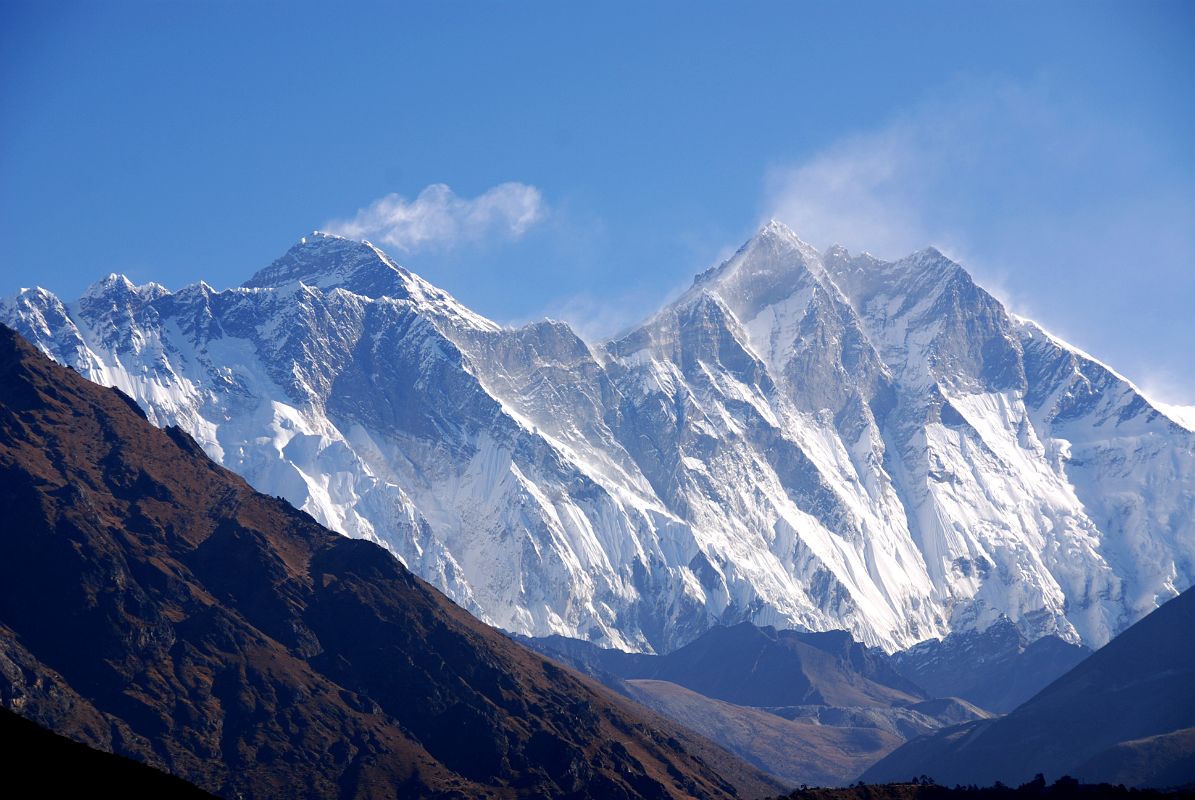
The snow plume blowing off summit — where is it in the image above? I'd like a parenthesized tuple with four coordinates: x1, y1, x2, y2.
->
(4, 221, 1193, 654)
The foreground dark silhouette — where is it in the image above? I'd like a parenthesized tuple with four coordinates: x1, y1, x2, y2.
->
(863, 584, 1195, 788)
(0, 705, 217, 797)
(0, 323, 781, 799)
(779, 775, 1195, 799)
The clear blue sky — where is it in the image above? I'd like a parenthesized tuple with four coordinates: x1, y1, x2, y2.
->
(2, 1, 1192, 404)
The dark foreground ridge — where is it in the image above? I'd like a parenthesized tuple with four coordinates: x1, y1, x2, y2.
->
(776, 776, 1195, 800)
(863, 583, 1195, 788)
(0, 323, 783, 800)
(0, 705, 217, 798)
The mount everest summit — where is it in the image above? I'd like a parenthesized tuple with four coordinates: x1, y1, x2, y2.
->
(4, 221, 1192, 654)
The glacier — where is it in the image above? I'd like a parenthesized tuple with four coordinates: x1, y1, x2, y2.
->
(3, 221, 1192, 653)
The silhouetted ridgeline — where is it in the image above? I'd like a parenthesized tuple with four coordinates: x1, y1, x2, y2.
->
(862, 586, 1195, 788)
(777, 775, 1195, 799)
(0, 706, 216, 798)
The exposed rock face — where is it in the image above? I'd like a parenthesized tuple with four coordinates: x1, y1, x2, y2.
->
(0, 324, 781, 800)
(4, 222, 1192, 654)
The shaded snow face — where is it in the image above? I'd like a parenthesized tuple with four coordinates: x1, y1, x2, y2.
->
(4, 227, 1192, 653)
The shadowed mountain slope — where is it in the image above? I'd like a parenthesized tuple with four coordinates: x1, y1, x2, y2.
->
(0, 324, 782, 800)
(862, 586, 1195, 787)
(522, 622, 922, 709)
(520, 625, 993, 786)
(890, 617, 1090, 713)
(775, 778, 1195, 800)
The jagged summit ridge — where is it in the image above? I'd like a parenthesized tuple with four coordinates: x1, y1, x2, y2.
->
(3, 222, 1192, 654)
(691, 219, 821, 293)
(243, 232, 501, 334)
(244, 231, 403, 292)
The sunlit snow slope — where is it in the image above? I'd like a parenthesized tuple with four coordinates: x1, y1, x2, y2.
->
(4, 222, 1192, 653)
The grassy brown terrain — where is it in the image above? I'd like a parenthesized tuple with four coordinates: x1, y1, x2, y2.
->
(624, 679, 904, 787)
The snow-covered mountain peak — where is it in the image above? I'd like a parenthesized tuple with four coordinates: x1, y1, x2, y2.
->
(694, 220, 818, 283)
(241, 232, 500, 335)
(244, 233, 412, 296)
(759, 217, 808, 242)
(909, 244, 950, 262)
(2, 227, 1191, 657)
(746, 218, 822, 267)
(79, 272, 168, 303)
(894, 246, 970, 285)
(0, 286, 77, 343)
(83, 272, 136, 296)
(827, 243, 964, 297)
(683, 221, 829, 328)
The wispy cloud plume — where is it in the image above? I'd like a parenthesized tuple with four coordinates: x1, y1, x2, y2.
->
(1139, 368, 1195, 429)
(765, 122, 930, 259)
(763, 79, 1195, 403)
(324, 182, 546, 252)
(763, 81, 1078, 259)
